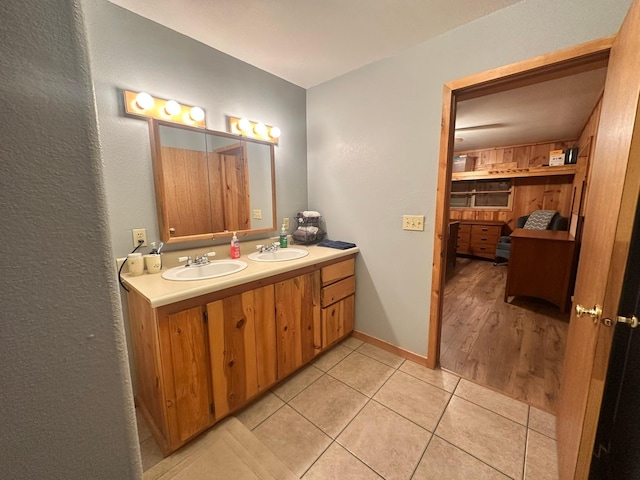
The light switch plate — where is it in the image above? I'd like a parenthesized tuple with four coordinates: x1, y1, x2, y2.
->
(253, 209, 262, 219)
(403, 215, 425, 231)
(283, 217, 290, 230)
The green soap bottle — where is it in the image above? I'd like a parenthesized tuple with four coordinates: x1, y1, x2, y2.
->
(279, 224, 288, 248)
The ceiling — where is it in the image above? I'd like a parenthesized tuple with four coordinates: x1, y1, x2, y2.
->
(108, 0, 524, 88)
(107, 0, 608, 150)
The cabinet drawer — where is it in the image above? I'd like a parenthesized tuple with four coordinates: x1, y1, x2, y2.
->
(468, 244, 495, 259)
(470, 236, 499, 246)
(321, 276, 355, 307)
(471, 225, 502, 238)
(322, 258, 355, 286)
(458, 224, 471, 235)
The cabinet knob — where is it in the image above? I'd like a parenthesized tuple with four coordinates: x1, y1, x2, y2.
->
(169, 227, 176, 234)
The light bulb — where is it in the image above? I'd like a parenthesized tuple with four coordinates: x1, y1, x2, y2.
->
(189, 106, 205, 122)
(135, 92, 154, 110)
(164, 100, 181, 116)
(254, 122, 267, 137)
(269, 126, 281, 139)
(238, 118, 251, 133)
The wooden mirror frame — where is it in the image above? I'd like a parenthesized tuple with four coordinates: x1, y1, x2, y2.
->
(149, 119, 277, 243)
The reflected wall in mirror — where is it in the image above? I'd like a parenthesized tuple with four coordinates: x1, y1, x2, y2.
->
(149, 120, 276, 243)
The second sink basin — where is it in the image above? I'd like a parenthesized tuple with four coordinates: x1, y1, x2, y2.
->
(162, 260, 248, 281)
(248, 248, 309, 262)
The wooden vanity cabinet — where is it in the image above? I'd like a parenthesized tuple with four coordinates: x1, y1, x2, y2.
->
(275, 272, 322, 378)
(207, 285, 277, 419)
(158, 306, 214, 448)
(321, 258, 356, 348)
(128, 254, 356, 455)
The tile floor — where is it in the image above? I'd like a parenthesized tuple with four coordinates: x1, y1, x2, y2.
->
(138, 336, 559, 479)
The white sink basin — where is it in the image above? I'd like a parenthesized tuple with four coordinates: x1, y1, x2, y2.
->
(248, 248, 309, 262)
(162, 260, 248, 281)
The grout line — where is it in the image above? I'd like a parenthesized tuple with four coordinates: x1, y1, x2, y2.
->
(409, 433, 434, 479)
(433, 435, 519, 480)
(450, 388, 530, 427)
(522, 425, 530, 480)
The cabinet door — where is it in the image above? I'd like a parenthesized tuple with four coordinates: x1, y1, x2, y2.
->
(158, 306, 213, 446)
(207, 285, 276, 419)
(322, 295, 355, 348)
(275, 272, 321, 378)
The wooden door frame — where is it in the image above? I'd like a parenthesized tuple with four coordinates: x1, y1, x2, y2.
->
(426, 36, 615, 369)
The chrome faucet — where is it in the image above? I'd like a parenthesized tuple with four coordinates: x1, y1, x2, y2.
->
(178, 251, 216, 267)
(256, 242, 280, 253)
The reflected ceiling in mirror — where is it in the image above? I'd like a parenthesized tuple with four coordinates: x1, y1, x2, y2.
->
(149, 120, 276, 243)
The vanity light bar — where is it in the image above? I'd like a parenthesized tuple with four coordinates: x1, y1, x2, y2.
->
(123, 90, 206, 128)
(227, 116, 280, 144)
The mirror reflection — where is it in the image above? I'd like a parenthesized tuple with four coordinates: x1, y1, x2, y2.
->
(150, 120, 276, 243)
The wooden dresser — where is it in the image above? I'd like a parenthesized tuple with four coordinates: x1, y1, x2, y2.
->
(456, 220, 505, 260)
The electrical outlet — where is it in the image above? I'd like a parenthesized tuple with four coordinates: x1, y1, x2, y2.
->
(253, 209, 262, 219)
(402, 215, 425, 231)
(282, 217, 290, 230)
(132, 228, 147, 247)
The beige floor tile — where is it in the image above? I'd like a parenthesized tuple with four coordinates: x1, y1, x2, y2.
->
(235, 392, 285, 430)
(140, 436, 165, 472)
(356, 342, 404, 368)
(303, 442, 382, 480)
(136, 408, 153, 442)
(312, 344, 353, 371)
(341, 336, 364, 350)
(373, 370, 450, 431)
(399, 361, 460, 393)
(272, 365, 323, 402)
(436, 396, 526, 479)
(524, 430, 559, 480)
(337, 401, 431, 480)
(253, 405, 331, 477)
(413, 436, 510, 480)
(529, 407, 557, 439)
(454, 379, 529, 425)
(289, 374, 368, 438)
(328, 351, 394, 397)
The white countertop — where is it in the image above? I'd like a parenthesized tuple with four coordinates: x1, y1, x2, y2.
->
(122, 245, 359, 308)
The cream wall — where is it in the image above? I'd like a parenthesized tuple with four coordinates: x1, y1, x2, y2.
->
(307, 0, 632, 356)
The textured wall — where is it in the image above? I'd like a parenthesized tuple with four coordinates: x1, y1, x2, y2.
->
(82, 0, 308, 258)
(0, 0, 140, 478)
(307, 0, 632, 356)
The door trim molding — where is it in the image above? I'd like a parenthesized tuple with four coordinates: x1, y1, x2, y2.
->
(426, 36, 615, 369)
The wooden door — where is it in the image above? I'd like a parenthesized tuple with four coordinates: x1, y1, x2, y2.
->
(275, 272, 322, 378)
(160, 146, 213, 237)
(158, 306, 213, 446)
(208, 143, 251, 233)
(557, 2, 640, 478)
(206, 285, 276, 419)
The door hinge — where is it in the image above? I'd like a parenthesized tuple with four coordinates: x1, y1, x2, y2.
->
(203, 310, 208, 323)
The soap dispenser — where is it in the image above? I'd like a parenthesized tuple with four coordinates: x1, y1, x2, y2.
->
(230, 232, 241, 259)
(279, 224, 288, 248)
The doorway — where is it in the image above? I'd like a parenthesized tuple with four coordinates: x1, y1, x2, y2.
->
(427, 38, 613, 375)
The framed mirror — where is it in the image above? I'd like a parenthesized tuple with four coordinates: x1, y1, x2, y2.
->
(149, 119, 276, 243)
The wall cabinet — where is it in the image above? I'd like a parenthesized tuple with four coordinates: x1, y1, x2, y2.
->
(128, 255, 355, 455)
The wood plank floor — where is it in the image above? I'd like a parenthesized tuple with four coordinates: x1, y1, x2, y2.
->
(441, 257, 569, 413)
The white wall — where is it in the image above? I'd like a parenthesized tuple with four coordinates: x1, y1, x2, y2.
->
(0, 0, 140, 478)
(82, 0, 308, 259)
(307, 0, 632, 356)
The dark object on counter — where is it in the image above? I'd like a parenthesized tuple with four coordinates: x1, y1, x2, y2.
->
(317, 240, 357, 250)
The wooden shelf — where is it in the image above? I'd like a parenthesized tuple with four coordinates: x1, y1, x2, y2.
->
(452, 165, 577, 181)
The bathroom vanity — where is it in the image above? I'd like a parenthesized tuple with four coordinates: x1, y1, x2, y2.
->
(123, 246, 357, 455)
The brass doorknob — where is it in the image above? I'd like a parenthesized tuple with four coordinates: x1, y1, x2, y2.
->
(576, 304, 602, 323)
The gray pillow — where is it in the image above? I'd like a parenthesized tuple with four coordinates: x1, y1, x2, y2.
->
(523, 210, 556, 230)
